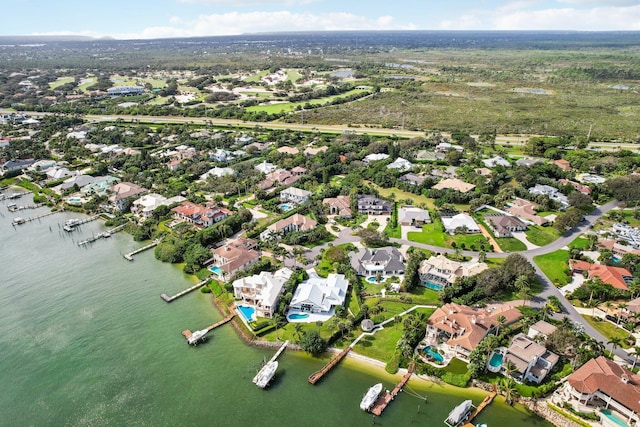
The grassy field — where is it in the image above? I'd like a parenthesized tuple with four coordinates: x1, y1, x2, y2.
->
(371, 183, 435, 209)
(569, 236, 590, 250)
(495, 237, 527, 252)
(353, 323, 403, 362)
(582, 315, 632, 349)
(78, 77, 97, 93)
(246, 89, 368, 114)
(286, 69, 303, 82)
(524, 226, 560, 246)
(408, 218, 489, 250)
(533, 250, 571, 286)
(244, 70, 269, 83)
(48, 76, 74, 89)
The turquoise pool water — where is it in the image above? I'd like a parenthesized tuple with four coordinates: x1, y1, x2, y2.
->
(423, 346, 444, 362)
(237, 305, 256, 322)
(280, 204, 293, 211)
(68, 198, 82, 204)
(289, 313, 309, 320)
(489, 352, 503, 368)
(367, 277, 378, 283)
(601, 410, 629, 427)
(209, 266, 222, 275)
(424, 281, 444, 291)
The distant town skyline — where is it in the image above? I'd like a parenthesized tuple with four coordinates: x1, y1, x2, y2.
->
(5, 0, 640, 39)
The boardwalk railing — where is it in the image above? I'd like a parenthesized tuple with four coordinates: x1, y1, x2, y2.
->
(369, 362, 415, 416)
(308, 346, 352, 384)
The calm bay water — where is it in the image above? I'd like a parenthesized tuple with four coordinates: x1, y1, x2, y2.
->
(0, 192, 550, 427)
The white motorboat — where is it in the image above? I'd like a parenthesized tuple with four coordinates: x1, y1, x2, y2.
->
(445, 400, 474, 426)
(360, 383, 383, 411)
(186, 329, 208, 345)
(253, 361, 278, 389)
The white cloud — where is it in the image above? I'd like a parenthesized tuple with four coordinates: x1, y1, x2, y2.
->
(114, 11, 411, 39)
(491, 5, 640, 30)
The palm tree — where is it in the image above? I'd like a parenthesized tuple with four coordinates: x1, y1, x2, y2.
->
(503, 361, 518, 378)
(273, 313, 284, 341)
(608, 336, 624, 354)
(541, 304, 551, 321)
(293, 323, 303, 343)
(499, 378, 518, 406)
(495, 315, 506, 335)
(617, 303, 628, 329)
(630, 346, 640, 370)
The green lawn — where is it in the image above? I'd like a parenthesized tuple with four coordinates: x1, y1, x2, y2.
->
(371, 183, 435, 209)
(533, 250, 571, 286)
(407, 287, 440, 305)
(246, 89, 369, 114)
(495, 237, 527, 252)
(582, 315, 632, 349)
(353, 323, 404, 362)
(407, 219, 447, 246)
(443, 357, 469, 375)
(48, 76, 74, 89)
(569, 236, 590, 250)
(78, 77, 97, 93)
(286, 69, 303, 81)
(244, 70, 270, 83)
(525, 226, 560, 246)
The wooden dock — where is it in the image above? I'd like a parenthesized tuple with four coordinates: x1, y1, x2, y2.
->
(181, 313, 236, 341)
(77, 224, 126, 246)
(369, 362, 415, 416)
(308, 346, 352, 384)
(8, 203, 44, 212)
(12, 209, 61, 225)
(268, 340, 290, 364)
(1, 191, 30, 201)
(461, 391, 497, 427)
(124, 239, 159, 261)
(161, 277, 210, 303)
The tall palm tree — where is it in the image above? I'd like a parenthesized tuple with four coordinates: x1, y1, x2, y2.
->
(499, 377, 518, 406)
(630, 346, 640, 370)
(496, 315, 506, 335)
(608, 336, 624, 354)
(273, 313, 284, 341)
(293, 323, 304, 343)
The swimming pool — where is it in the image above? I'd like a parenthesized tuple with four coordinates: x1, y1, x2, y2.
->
(424, 281, 444, 291)
(423, 346, 444, 363)
(209, 266, 222, 275)
(367, 277, 378, 283)
(280, 204, 293, 212)
(289, 313, 309, 320)
(601, 410, 629, 427)
(237, 305, 256, 322)
(68, 198, 82, 204)
(489, 351, 503, 368)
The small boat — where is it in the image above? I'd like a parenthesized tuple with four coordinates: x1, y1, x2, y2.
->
(445, 400, 474, 427)
(102, 231, 111, 238)
(12, 217, 25, 225)
(253, 361, 278, 389)
(63, 218, 81, 232)
(360, 383, 383, 411)
(187, 329, 208, 345)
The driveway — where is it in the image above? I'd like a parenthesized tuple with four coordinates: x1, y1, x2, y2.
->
(511, 231, 539, 250)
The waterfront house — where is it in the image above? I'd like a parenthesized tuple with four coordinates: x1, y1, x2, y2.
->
(232, 268, 293, 319)
(418, 255, 488, 290)
(357, 195, 391, 215)
(46, 167, 74, 181)
(172, 201, 231, 228)
(485, 214, 527, 238)
(426, 302, 521, 358)
(398, 206, 431, 226)
(503, 333, 559, 384)
(288, 270, 348, 315)
(322, 195, 352, 218)
(432, 178, 476, 193)
(132, 193, 186, 220)
(108, 182, 147, 211)
(569, 260, 633, 291)
(280, 187, 312, 205)
(210, 238, 261, 281)
(505, 198, 549, 226)
(441, 213, 480, 234)
(563, 356, 640, 425)
(352, 247, 405, 277)
(260, 213, 318, 241)
(0, 158, 35, 176)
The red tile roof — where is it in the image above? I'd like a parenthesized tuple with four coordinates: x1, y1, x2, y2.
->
(569, 260, 632, 290)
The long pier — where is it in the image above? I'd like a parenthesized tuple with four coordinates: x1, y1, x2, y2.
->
(462, 392, 497, 427)
(1, 191, 31, 201)
(369, 362, 415, 416)
(181, 312, 236, 343)
(124, 239, 159, 261)
(8, 203, 44, 212)
(161, 277, 210, 303)
(12, 209, 61, 225)
(77, 223, 126, 246)
(63, 214, 100, 231)
(268, 340, 290, 364)
(308, 346, 352, 384)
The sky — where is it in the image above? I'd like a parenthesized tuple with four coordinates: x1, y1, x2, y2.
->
(5, 0, 640, 39)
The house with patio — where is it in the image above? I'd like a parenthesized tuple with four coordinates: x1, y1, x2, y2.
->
(506, 198, 549, 226)
(485, 214, 527, 238)
(503, 333, 559, 384)
(260, 213, 318, 241)
(288, 270, 348, 316)
(569, 260, 633, 291)
(398, 206, 431, 226)
(352, 247, 405, 277)
(432, 178, 476, 193)
(418, 255, 488, 290)
(172, 201, 231, 228)
(108, 182, 147, 211)
(425, 302, 521, 358)
(232, 268, 293, 319)
(323, 195, 352, 217)
(280, 186, 313, 205)
(131, 193, 186, 220)
(210, 238, 261, 281)
(441, 213, 480, 234)
(560, 356, 640, 426)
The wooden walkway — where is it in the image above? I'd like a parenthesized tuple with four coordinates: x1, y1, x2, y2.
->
(124, 239, 159, 261)
(369, 362, 415, 416)
(161, 277, 210, 303)
(268, 340, 289, 364)
(12, 209, 61, 225)
(308, 346, 352, 384)
(462, 391, 497, 427)
(182, 313, 236, 340)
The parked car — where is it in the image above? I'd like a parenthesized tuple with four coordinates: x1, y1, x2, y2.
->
(605, 314, 618, 323)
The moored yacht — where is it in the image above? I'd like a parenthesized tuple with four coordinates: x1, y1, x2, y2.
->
(360, 383, 383, 411)
(253, 361, 278, 389)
